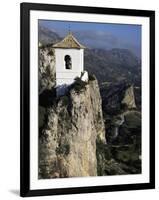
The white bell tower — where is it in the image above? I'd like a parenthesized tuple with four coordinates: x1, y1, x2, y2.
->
(53, 33, 86, 95)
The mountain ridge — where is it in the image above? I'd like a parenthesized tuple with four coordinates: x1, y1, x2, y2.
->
(38, 25, 141, 87)
(38, 25, 142, 177)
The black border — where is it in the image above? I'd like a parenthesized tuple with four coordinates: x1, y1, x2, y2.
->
(20, 2, 155, 197)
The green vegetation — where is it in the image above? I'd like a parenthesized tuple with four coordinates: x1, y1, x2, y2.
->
(61, 95, 69, 106)
(96, 111, 141, 176)
(39, 106, 46, 128)
(47, 49, 54, 56)
(96, 136, 112, 176)
(39, 106, 48, 139)
(56, 143, 70, 156)
(89, 74, 96, 81)
(96, 137, 112, 161)
(96, 138, 141, 175)
(124, 111, 141, 129)
(58, 109, 68, 119)
(73, 77, 87, 93)
(45, 65, 52, 76)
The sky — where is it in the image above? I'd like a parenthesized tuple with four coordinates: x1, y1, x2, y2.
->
(39, 20, 141, 57)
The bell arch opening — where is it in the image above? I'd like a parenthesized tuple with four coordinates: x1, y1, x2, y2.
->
(64, 55, 72, 69)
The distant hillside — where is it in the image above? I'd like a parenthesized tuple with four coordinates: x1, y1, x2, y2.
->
(39, 25, 61, 45)
(39, 28, 142, 176)
(39, 25, 141, 88)
(84, 48, 141, 87)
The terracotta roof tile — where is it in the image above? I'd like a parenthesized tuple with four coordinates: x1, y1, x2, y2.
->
(53, 33, 86, 49)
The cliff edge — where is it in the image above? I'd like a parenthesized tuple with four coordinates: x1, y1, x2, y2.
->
(39, 78, 106, 178)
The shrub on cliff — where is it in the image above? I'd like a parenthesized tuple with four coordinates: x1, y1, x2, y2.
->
(72, 77, 87, 93)
(56, 143, 70, 156)
(88, 74, 96, 81)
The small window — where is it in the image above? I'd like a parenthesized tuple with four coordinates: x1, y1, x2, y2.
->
(64, 55, 72, 69)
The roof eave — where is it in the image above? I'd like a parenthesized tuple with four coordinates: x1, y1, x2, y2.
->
(53, 46, 86, 49)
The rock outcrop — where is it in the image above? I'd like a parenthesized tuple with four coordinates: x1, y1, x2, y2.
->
(38, 27, 141, 177)
(121, 85, 136, 109)
(97, 81, 141, 175)
(39, 78, 106, 179)
(39, 46, 56, 94)
(100, 82, 136, 115)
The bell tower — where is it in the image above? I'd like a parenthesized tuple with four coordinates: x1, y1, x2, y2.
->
(53, 33, 85, 96)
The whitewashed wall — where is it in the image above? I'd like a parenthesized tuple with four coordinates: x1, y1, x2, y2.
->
(54, 48, 84, 86)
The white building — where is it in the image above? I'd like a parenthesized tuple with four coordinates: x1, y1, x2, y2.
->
(53, 32, 86, 96)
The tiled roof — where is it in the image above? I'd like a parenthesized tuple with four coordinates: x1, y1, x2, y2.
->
(53, 33, 86, 49)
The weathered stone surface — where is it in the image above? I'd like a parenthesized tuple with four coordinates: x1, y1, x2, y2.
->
(39, 47, 56, 94)
(122, 85, 136, 109)
(39, 78, 106, 179)
(101, 82, 136, 115)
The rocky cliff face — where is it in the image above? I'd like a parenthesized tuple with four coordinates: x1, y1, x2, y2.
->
(38, 35, 141, 177)
(97, 82, 141, 175)
(121, 85, 136, 109)
(39, 46, 56, 94)
(39, 78, 106, 179)
(100, 82, 136, 115)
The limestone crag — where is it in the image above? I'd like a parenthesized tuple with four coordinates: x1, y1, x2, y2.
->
(39, 78, 106, 178)
(121, 85, 136, 109)
(39, 46, 56, 94)
(100, 82, 136, 115)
